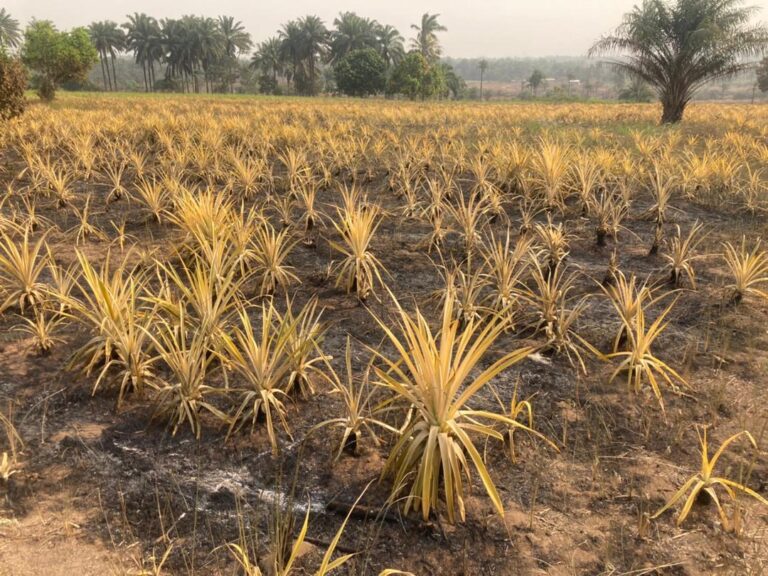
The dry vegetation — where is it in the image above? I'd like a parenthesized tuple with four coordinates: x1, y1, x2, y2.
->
(0, 94, 767, 575)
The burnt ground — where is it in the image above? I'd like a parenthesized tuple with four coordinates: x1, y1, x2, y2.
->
(0, 97, 767, 576)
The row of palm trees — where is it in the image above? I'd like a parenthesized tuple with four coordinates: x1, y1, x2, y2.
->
(1, 7, 447, 96)
(90, 14, 253, 93)
(88, 21, 123, 91)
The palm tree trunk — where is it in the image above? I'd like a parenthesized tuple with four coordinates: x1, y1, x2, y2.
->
(309, 52, 315, 96)
(141, 61, 148, 92)
(99, 53, 109, 91)
(661, 88, 688, 124)
(107, 52, 114, 91)
(661, 102, 685, 124)
(111, 54, 118, 91)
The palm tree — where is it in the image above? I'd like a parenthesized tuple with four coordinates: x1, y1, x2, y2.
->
(479, 59, 489, 100)
(299, 15, 328, 95)
(219, 16, 252, 58)
(90, 22, 113, 91)
(410, 13, 446, 62)
(376, 24, 405, 67)
(219, 15, 252, 92)
(529, 69, 544, 96)
(123, 13, 162, 91)
(590, 0, 768, 124)
(330, 12, 378, 64)
(279, 20, 304, 89)
(89, 21, 125, 91)
(0, 8, 21, 50)
(161, 17, 197, 92)
(195, 16, 225, 92)
(108, 24, 126, 91)
(251, 37, 283, 86)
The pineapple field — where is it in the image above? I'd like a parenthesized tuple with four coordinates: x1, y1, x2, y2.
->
(0, 94, 767, 575)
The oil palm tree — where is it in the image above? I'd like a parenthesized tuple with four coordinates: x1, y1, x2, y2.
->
(123, 13, 162, 91)
(251, 37, 283, 87)
(218, 15, 252, 92)
(108, 24, 126, 91)
(89, 21, 125, 91)
(279, 20, 304, 89)
(160, 18, 195, 92)
(479, 59, 489, 100)
(0, 8, 21, 50)
(299, 15, 328, 95)
(330, 12, 379, 64)
(376, 24, 405, 67)
(195, 16, 225, 92)
(219, 16, 252, 58)
(90, 21, 114, 91)
(590, 0, 768, 124)
(410, 13, 447, 62)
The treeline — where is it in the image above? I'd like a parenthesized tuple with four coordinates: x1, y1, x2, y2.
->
(445, 56, 613, 84)
(6, 5, 765, 103)
(88, 14, 252, 94)
(248, 12, 462, 98)
(3, 7, 464, 100)
(446, 55, 764, 102)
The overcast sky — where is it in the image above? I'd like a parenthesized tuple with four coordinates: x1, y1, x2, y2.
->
(6, 0, 768, 58)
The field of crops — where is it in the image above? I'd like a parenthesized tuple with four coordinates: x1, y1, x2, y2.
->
(0, 94, 767, 575)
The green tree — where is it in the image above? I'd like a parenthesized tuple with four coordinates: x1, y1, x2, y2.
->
(334, 48, 386, 97)
(410, 13, 446, 62)
(441, 63, 465, 99)
(0, 8, 21, 50)
(21, 21, 98, 101)
(590, 0, 768, 124)
(0, 52, 27, 119)
(388, 51, 443, 100)
(528, 69, 544, 95)
(758, 57, 768, 93)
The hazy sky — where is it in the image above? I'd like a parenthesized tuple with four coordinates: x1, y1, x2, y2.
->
(6, 0, 768, 58)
